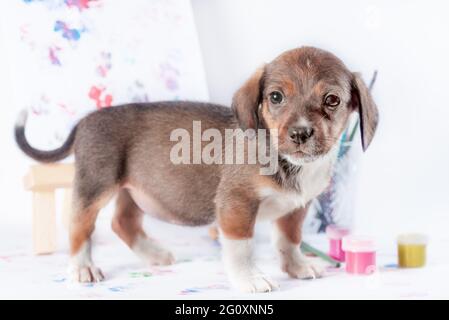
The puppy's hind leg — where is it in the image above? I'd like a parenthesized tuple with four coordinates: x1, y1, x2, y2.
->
(69, 183, 116, 283)
(112, 189, 175, 266)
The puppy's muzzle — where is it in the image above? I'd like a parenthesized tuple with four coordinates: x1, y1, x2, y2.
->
(288, 126, 314, 145)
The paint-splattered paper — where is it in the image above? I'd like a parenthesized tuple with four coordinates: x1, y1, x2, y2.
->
(1, 217, 448, 299)
(0, 0, 208, 148)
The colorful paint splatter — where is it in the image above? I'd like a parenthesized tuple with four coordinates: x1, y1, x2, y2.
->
(48, 46, 62, 65)
(4, 0, 209, 148)
(129, 272, 152, 278)
(96, 52, 112, 77)
(88, 85, 113, 109)
(160, 62, 180, 91)
(179, 284, 228, 295)
(65, 0, 99, 11)
(53, 20, 84, 41)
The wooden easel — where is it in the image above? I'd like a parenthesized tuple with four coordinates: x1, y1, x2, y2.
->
(23, 163, 75, 255)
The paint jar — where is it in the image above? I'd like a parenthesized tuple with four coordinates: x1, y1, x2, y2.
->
(326, 225, 350, 262)
(397, 233, 428, 268)
(342, 236, 376, 275)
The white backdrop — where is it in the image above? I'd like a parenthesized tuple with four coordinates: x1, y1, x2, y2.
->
(191, 0, 449, 241)
(1, 0, 449, 244)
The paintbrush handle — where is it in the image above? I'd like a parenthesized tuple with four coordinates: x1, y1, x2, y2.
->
(301, 241, 341, 268)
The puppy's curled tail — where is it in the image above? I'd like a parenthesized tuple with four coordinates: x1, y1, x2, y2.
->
(14, 110, 77, 163)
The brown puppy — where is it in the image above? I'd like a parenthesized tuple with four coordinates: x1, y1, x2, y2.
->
(15, 47, 378, 293)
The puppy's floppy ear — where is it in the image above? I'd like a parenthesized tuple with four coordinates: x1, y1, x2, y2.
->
(232, 65, 265, 130)
(351, 72, 379, 151)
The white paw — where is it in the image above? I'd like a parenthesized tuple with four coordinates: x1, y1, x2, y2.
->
(133, 237, 175, 266)
(69, 265, 105, 283)
(230, 270, 279, 293)
(282, 256, 325, 280)
(221, 238, 278, 293)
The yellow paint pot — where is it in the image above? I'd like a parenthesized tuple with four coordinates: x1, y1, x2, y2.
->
(397, 233, 428, 268)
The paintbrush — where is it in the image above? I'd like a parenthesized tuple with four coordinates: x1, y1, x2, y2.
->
(300, 241, 341, 268)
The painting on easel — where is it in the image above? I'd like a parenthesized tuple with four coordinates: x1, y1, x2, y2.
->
(1, 0, 209, 150)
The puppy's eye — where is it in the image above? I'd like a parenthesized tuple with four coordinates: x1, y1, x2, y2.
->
(269, 91, 284, 104)
(324, 94, 340, 109)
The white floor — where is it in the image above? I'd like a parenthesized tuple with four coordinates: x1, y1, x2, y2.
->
(1, 213, 448, 300)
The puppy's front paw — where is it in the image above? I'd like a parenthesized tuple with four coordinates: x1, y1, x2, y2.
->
(230, 271, 279, 293)
(69, 265, 105, 283)
(282, 256, 325, 280)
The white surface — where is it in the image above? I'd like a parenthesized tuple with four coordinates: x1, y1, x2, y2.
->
(0, 215, 447, 299)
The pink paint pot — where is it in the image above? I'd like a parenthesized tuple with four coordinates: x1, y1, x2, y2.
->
(342, 236, 377, 275)
(326, 225, 350, 262)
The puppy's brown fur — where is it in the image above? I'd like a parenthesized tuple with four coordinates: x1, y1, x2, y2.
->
(15, 47, 378, 289)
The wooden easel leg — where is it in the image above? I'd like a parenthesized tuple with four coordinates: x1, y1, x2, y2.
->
(32, 190, 57, 255)
(62, 188, 72, 230)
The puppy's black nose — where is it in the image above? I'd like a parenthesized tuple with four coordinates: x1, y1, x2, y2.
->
(288, 126, 314, 144)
